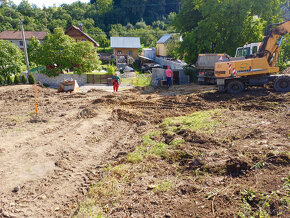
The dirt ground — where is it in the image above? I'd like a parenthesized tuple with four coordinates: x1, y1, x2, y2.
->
(0, 84, 289, 217)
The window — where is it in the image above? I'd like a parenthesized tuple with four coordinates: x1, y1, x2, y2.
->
(117, 51, 122, 55)
(128, 50, 133, 56)
(252, 46, 257, 54)
(237, 48, 243, 57)
(244, 47, 250, 56)
(82, 39, 86, 42)
(19, 41, 23, 46)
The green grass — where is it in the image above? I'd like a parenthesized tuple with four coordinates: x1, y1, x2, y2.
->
(121, 74, 151, 87)
(153, 180, 173, 192)
(74, 198, 104, 218)
(161, 109, 221, 134)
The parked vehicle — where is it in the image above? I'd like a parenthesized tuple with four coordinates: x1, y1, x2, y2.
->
(215, 21, 290, 94)
(196, 53, 230, 85)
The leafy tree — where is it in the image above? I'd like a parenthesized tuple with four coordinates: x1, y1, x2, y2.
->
(0, 40, 23, 81)
(38, 28, 74, 76)
(167, 34, 182, 59)
(135, 19, 147, 29)
(173, 0, 287, 64)
(278, 34, 290, 71)
(28, 36, 41, 71)
(70, 41, 101, 74)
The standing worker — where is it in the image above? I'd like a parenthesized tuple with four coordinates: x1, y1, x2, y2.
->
(112, 72, 120, 92)
(165, 66, 173, 87)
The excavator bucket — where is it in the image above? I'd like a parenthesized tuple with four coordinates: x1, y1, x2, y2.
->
(58, 79, 79, 92)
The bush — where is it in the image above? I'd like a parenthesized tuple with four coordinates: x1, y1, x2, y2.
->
(107, 65, 115, 76)
(183, 65, 199, 83)
(7, 76, 13, 85)
(21, 75, 27, 84)
(0, 75, 4, 85)
(28, 74, 35, 84)
(14, 75, 20, 84)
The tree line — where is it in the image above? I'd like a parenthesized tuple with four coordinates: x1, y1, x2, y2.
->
(172, 0, 289, 65)
(0, 0, 180, 47)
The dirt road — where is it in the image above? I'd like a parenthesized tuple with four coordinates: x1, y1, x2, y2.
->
(0, 84, 289, 217)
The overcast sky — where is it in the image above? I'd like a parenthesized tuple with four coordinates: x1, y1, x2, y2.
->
(12, 0, 89, 8)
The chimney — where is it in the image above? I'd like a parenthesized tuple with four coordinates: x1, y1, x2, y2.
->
(79, 23, 83, 32)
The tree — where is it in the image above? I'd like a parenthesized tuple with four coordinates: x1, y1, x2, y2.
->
(38, 28, 74, 76)
(70, 41, 101, 74)
(135, 19, 146, 29)
(89, 27, 109, 47)
(0, 40, 23, 81)
(28, 36, 41, 71)
(278, 34, 290, 71)
(173, 0, 287, 65)
(166, 35, 182, 59)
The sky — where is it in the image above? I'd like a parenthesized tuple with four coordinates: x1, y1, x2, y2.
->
(12, 0, 89, 8)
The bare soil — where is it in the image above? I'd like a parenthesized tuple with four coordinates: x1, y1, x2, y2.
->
(0, 84, 289, 217)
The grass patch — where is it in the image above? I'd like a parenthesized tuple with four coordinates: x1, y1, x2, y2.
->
(153, 180, 174, 192)
(121, 74, 151, 87)
(75, 198, 104, 218)
(169, 138, 185, 146)
(161, 109, 221, 134)
(76, 110, 223, 216)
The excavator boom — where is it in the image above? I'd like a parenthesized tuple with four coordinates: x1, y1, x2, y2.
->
(258, 21, 290, 65)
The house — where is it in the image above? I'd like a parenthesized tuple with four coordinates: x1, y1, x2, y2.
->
(65, 24, 99, 47)
(110, 37, 141, 60)
(156, 34, 172, 57)
(0, 30, 48, 49)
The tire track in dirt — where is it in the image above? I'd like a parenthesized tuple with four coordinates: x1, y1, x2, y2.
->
(0, 105, 138, 217)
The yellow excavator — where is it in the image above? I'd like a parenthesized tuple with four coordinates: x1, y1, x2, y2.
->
(215, 21, 290, 94)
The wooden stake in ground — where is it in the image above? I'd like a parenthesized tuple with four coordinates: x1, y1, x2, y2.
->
(34, 84, 38, 114)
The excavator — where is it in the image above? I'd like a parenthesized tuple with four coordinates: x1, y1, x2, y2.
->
(215, 20, 290, 94)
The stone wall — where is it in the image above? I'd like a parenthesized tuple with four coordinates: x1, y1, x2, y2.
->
(25, 73, 87, 88)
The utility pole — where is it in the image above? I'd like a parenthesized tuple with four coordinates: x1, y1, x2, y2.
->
(20, 20, 30, 74)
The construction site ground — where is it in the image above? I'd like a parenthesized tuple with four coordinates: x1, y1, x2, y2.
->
(0, 84, 289, 217)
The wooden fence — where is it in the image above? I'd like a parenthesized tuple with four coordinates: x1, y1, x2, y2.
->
(87, 74, 112, 84)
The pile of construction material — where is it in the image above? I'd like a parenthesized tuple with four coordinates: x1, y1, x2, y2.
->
(57, 79, 79, 92)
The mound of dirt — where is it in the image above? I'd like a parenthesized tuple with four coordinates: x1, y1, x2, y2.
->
(78, 108, 98, 118)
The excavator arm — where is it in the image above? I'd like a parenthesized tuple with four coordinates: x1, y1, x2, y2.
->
(258, 21, 290, 66)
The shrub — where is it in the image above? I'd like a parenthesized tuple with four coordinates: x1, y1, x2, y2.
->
(0, 75, 4, 85)
(107, 65, 115, 76)
(14, 75, 20, 84)
(21, 75, 27, 84)
(7, 76, 13, 85)
(28, 74, 36, 84)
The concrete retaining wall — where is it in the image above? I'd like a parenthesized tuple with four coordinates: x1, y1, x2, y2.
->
(26, 73, 87, 88)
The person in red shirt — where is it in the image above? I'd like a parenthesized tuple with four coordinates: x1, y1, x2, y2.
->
(112, 72, 120, 92)
(165, 66, 173, 87)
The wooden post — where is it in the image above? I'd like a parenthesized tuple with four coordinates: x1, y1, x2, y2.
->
(20, 20, 30, 75)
